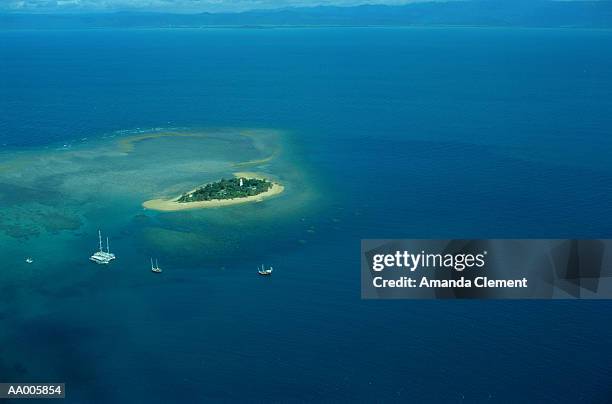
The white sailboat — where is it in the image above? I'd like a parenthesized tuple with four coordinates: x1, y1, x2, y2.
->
(258, 264, 273, 276)
(90, 230, 116, 264)
(151, 258, 162, 273)
(25, 257, 34, 264)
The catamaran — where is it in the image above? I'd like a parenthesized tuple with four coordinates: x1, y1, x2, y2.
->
(151, 258, 162, 273)
(25, 257, 34, 264)
(258, 264, 273, 276)
(90, 230, 116, 265)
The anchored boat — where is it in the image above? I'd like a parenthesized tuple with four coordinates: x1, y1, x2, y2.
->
(151, 258, 162, 273)
(258, 264, 273, 276)
(90, 230, 116, 265)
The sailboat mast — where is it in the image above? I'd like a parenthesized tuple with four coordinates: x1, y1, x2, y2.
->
(98, 230, 103, 252)
(151, 258, 154, 270)
(106, 237, 110, 253)
(155, 259, 159, 269)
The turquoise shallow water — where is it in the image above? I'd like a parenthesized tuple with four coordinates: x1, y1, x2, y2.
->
(1, 27, 612, 402)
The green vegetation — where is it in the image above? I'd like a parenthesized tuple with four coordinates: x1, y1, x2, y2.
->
(177, 177, 272, 203)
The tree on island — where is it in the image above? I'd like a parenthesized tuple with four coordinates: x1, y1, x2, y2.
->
(178, 177, 272, 203)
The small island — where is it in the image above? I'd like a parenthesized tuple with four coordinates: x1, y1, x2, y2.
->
(178, 177, 272, 203)
(142, 172, 284, 211)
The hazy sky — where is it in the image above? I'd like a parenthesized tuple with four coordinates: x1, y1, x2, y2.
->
(0, 0, 445, 13)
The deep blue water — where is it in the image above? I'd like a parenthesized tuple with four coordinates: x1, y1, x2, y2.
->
(1, 27, 612, 402)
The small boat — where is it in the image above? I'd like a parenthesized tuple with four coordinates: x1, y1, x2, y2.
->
(90, 230, 116, 265)
(258, 264, 273, 276)
(25, 258, 34, 264)
(151, 258, 162, 273)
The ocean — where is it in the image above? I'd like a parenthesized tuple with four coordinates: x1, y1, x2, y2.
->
(1, 27, 612, 402)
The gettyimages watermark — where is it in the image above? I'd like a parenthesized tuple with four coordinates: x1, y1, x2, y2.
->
(362, 239, 612, 299)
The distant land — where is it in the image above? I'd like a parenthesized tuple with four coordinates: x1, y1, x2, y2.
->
(2, 1, 612, 29)
(143, 172, 284, 211)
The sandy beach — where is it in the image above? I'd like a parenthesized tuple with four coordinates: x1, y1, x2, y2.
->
(142, 172, 284, 211)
